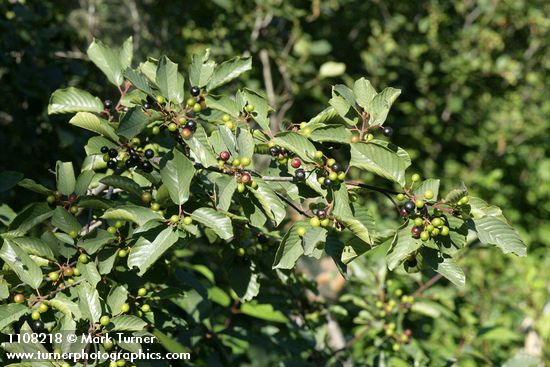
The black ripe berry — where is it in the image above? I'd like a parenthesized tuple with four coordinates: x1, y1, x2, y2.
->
(317, 209, 327, 219)
(404, 201, 416, 213)
(295, 168, 306, 181)
(190, 86, 200, 97)
(279, 148, 288, 156)
(323, 178, 333, 187)
(108, 148, 118, 158)
(107, 160, 117, 169)
(100, 146, 109, 154)
(219, 151, 230, 161)
(140, 161, 153, 173)
(269, 146, 280, 156)
(399, 208, 409, 217)
(185, 120, 197, 131)
(125, 159, 136, 168)
(382, 126, 394, 137)
(144, 149, 155, 159)
(104, 99, 113, 109)
(143, 102, 151, 109)
(331, 163, 342, 172)
(257, 233, 268, 244)
(32, 320, 44, 332)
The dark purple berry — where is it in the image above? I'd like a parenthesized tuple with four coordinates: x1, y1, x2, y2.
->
(411, 226, 422, 237)
(107, 160, 117, 169)
(400, 208, 409, 217)
(323, 178, 333, 187)
(317, 209, 327, 219)
(404, 201, 416, 213)
(32, 320, 44, 332)
(144, 149, 154, 159)
(331, 163, 342, 172)
(108, 148, 118, 158)
(190, 86, 200, 97)
(185, 120, 197, 131)
(143, 102, 151, 109)
(269, 146, 280, 156)
(257, 233, 268, 243)
(295, 168, 306, 181)
(104, 100, 113, 109)
(382, 126, 394, 137)
(100, 146, 109, 154)
(141, 161, 153, 173)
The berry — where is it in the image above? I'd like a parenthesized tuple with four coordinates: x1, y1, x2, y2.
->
(399, 208, 409, 217)
(237, 183, 246, 193)
(236, 247, 246, 256)
(141, 304, 151, 312)
(99, 315, 110, 326)
(331, 163, 342, 172)
(190, 86, 200, 96)
(295, 169, 306, 181)
(68, 230, 78, 239)
(424, 190, 434, 200)
(411, 226, 422, 237)
(182, 216, 192, 225)
(73, 268, 81, 276)
(328, 172, 338, 181)
(186, 98, 196, 107)
(38, 303, 48, 313)
(169, 215, 180, 224)
(108, 148, 118, 158)
(115, 220, 124, 228)
(118, 249, 128, 258)
(104, 100, 113, 109)
(137, 288, 147, 297)
(317, 209, 327, 219)
(404, 201, 416, 213)
(396, 193, 405, 201)
(297, 227, 307, 237)
(222, 114, 231, 122)
(63, 267, 74, 277)
(323, 178, 333, 187)
(420, 231, 430, 241)
(131, 137, 141, 146)
(404, 329, 413, 337)
(320, 218, 330, 227)
(314, 150, 324, 159)
(351, 135, 360, 144)
(425, 224, 435, 232)
(107, 160, 117, 170)
(291, 158, 301, 168)
(245, 104, 254, 112)
(46, 195, 56, 204)
(48, 272, 59, 281)
(432, 218, 443, 228)
(440, 226, 450, 236)
(411, 173, 421, 182)
(241, 157, 251, 166)
(156, 95, 165, 105)
(101, 146, 109, 154)
(382, 126, 394, 137)
(219, 151, 230, 161)
(168, 123, 178, 132)
(70, 206, 79, 214)
(180, 128, 192, 139)
(151, 126, 160, 135)
(431, 228, 440, 236)
(141, 192, 152, 203)
(366, 133, 375, 141)
(269, 146, 280, 156)
(392, 343, 400, 352)
(309, 216, 321, 227)
(121, 303, 130, 313)
(32, 320, 44, 332)
(186, 120, 197, 131)
(13, 294, 25, 304)
(415, 199, 425, 208)
(144, 149, 155, 159)
(337, 172, 346, 181)
(140, 161, 153, 172)
(326, 158, 336, 167)
(193, 103, 202, 113)
(150, 202, 160, 211)
(241, 173, 252, 185)
(143, 102, 151, 109)
(224, 120, 235, 130)
(107, 226, 117, 235)
(32, 311, 41, 320)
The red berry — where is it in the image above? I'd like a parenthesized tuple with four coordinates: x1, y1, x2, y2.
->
(411, 226, 422, 237)
(219, 151, 230, 161)
(241, 173, 252, 184)
(291, 158, 302, 169)
(404, 329, 413, 337)
(180, 128, 192, 139)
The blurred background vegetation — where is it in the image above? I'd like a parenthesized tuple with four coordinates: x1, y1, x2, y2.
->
(1, 0, 548, 364)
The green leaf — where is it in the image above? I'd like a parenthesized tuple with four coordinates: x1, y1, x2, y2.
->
(368, 87, 401, 125)
(77, 282, 102, 323)
(229, 262, 260, 302)
(78, 229, 114, 254)
(77, 261, 101, 288)
(10, 237, 55, 260)
(101, 205, 163, 226)
(273, 225, 303, 269)
(216, 178, 237, 211)
(106, 285, 128, 314)
(350, 142, 407, 186)
(52, 207, 81, 234)
(308, 107, 340, 125)
(273, 132, 318, 163)
(119, 36, 133, 70)
(189, 50, 216, 88)
(353, 78, 378, 109)
(100, 175, 142, 197)
(445, 182, 468, 204)
(413, 179, 440, 201)
(128, 227, 180, 275)
(319, 61, 346, 78)
(75, 170, 95, 196)
(69, 112, 119, 141)
(153, 329, 191, 354)
(191, 208, 233, 240)
(6, 203, 53, 237)
(186, 123, 218, 167)
(87, 38, 124, 86)
(48, 87, 104, 115)
(370, 139, 412, 167)
(240, 302, 288, 323)
(156, 56, 185, 103)
(49, 293, 81, 319)
(159, 149, 195, 205)
(468, 197, 504, 219)
(302, 227, 327, 256)
(124, 68, 154, 95)
(309, 124, 353, 144)
(0, 239, 43, 289)
(117, 107, 150, 139)
(17, 178, 53, 195)
(236, 127, 255, 159)
(386, 223, 422, 270)
(249, 180, 286, 226)
(422, 248, 466, 287)
(469, 217, 526, 256)
(332, 183, 353, 218)
(335, 214, 373, 245)
(0, 303, 29, 330)
(207, 57, 252, 91)
(0, 171, 23, 193)
(109, 316, 147, 331)
(205, 95, 241, 117)
(56, 161, 76, 196)
(238, 89, 272, 131)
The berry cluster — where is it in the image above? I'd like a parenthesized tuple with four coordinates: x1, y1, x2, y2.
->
(317, 156, 346, 189)
(217, 151, 256, 193)
(168, 117, 198, 143)
(100, 140, 155, 173)
(267, 142, 291, 164)
(46, 191, 79, 217)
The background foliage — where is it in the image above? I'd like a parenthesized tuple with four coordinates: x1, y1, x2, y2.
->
(0, 0, 548, 365)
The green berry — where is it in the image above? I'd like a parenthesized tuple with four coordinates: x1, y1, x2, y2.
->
(314, 151, 324, 159)
(116, 360, 126, 367)
(415, 199, 425, 208)
(425, 224, 435, 232)
(141, 304, 151, 312)
(317, 177, 325, 185)
(131, 137, 141, 146)
(328, 172, 338, 181)
(115, 220, 124, 228)
(46, 195, 56, 204)
(167, 123, 178, 132)
(432, 217, 443, 228)
(296, 227, 307, 237)
(193, 103, 202, 112)
(48, 272, 59, 281)
(440, 226, 450, 236)
(150, 202, 161, 211)
(411, 173, 421, 182)
(460, 195, 470, 204)
(103, 340, 114, 351)
(222, 114, 231, 122)
(224, 120, 235, 130)
(424, 190, 434, 199)
(245, 104, 254, 112)
(420, 231, 430, 241)
(237, 183, 246, 193)
(73, 268, 81, 276)
(309, 216, 321, 228)
(326, 158, 336, 167)
(169, 215, 180, 224)
(39, 303, 48, 313)
(337, 172, 346, 181)
(236, 247, 246, 256)
(431, 228, 440, 236)
(32, 311, 41, 320)
(241, 157, 251, 166)
(137, 288, 147, 297)
(320, 218, 330, 227)
(183, 216, 192, 225)
(366, 133, 375, 141)
(151, 126, 160, 135)
(107, 226, 117, 235)
(396, 193, 405, 201)
(68, 230, 78, 239)
(118, 249, 128, 258)
(99, 315, 110, 326)
(156, 95, 165, 104)
(414, 217, 424, 227)
(141, 192, 152, 203)
(392, 343, 401, 352)
(232, 159, 241, 167)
